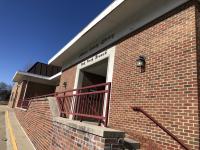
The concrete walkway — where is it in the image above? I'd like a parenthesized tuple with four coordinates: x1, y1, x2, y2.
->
(0, 109, 7, 150)
(0, 105, 35, 150)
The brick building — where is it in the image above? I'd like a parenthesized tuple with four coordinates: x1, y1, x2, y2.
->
(9, 0, 200, 150)
(9, 62, 61, 108)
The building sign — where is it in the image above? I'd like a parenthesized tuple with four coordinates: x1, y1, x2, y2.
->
(79, 33, 114, 58)
(81, 50, 107, 67)
(63, 33, 115, 71)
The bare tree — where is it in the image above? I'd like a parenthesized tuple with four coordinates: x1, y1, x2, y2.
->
(0, 82, 7, 90)
(0, 82, 12, 101)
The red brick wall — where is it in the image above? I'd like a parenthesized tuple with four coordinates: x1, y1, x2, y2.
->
(15, 99, 53, 150)
(109, 4, 199, 150)
(9, 83, 18, 107)
(13, 2, 200, 150)
(51, 121, 122, 150)
(9, 81, 27, 108)
(10, 81, 55, 108)
(55, 66, 77, 92)
(15, 98, 123, 150)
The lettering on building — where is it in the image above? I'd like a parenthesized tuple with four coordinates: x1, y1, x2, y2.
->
(81, 50, 107, 67)
(79, 33, 114, 58)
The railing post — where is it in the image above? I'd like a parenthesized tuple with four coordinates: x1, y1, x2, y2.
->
(104, 82, 111, 127)
(20, 99, 23, 108)
(69, 90, 77, 120)
(42, 82, 112, 124)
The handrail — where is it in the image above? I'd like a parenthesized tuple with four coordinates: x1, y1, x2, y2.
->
(19, 82, 111, 102)
(17, 93, 56, 109)
(23, 93, 56, 101)
(55, 82, 111, 96)
(131, 107, 190, 150)
(17, 82, 112, 127)
(56, 82, 111, 127)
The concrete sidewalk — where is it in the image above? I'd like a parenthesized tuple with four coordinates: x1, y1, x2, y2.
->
(0, 105, 36, 150)
(0, 109, 7, 150)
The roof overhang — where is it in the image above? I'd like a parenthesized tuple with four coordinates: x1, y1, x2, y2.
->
(48, 0, 190, 67)
(13, 71, 61, 86)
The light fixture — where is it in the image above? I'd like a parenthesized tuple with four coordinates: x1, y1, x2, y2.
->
(136, 56, 146, 72)
(63, 82, 67, 89)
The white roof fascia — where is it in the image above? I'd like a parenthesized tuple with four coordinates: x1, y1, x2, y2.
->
(13, 71, 62, 82)
(12, 71, 18, 81)
(49, 72, 62, 80)
(13, 71, 49, 81)
(48, 0, 125, 65)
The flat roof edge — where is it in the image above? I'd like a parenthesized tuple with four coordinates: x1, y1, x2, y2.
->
(48, 0, 125, 65)
(12, 71, 62, 82)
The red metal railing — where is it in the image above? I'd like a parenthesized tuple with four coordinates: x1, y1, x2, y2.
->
(131, 107, 190, 150)
(56, 82, 111, 126)
(17, 82, 111, 127)
(17, 93, 56, 109)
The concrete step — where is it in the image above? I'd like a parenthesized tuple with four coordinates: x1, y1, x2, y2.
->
(123, 138, 140, 150)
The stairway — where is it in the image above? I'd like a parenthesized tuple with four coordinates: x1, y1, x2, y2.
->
(123, 138, 140, 150)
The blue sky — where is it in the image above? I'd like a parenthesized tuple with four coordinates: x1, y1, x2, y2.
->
(0, 0, 112, 84)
